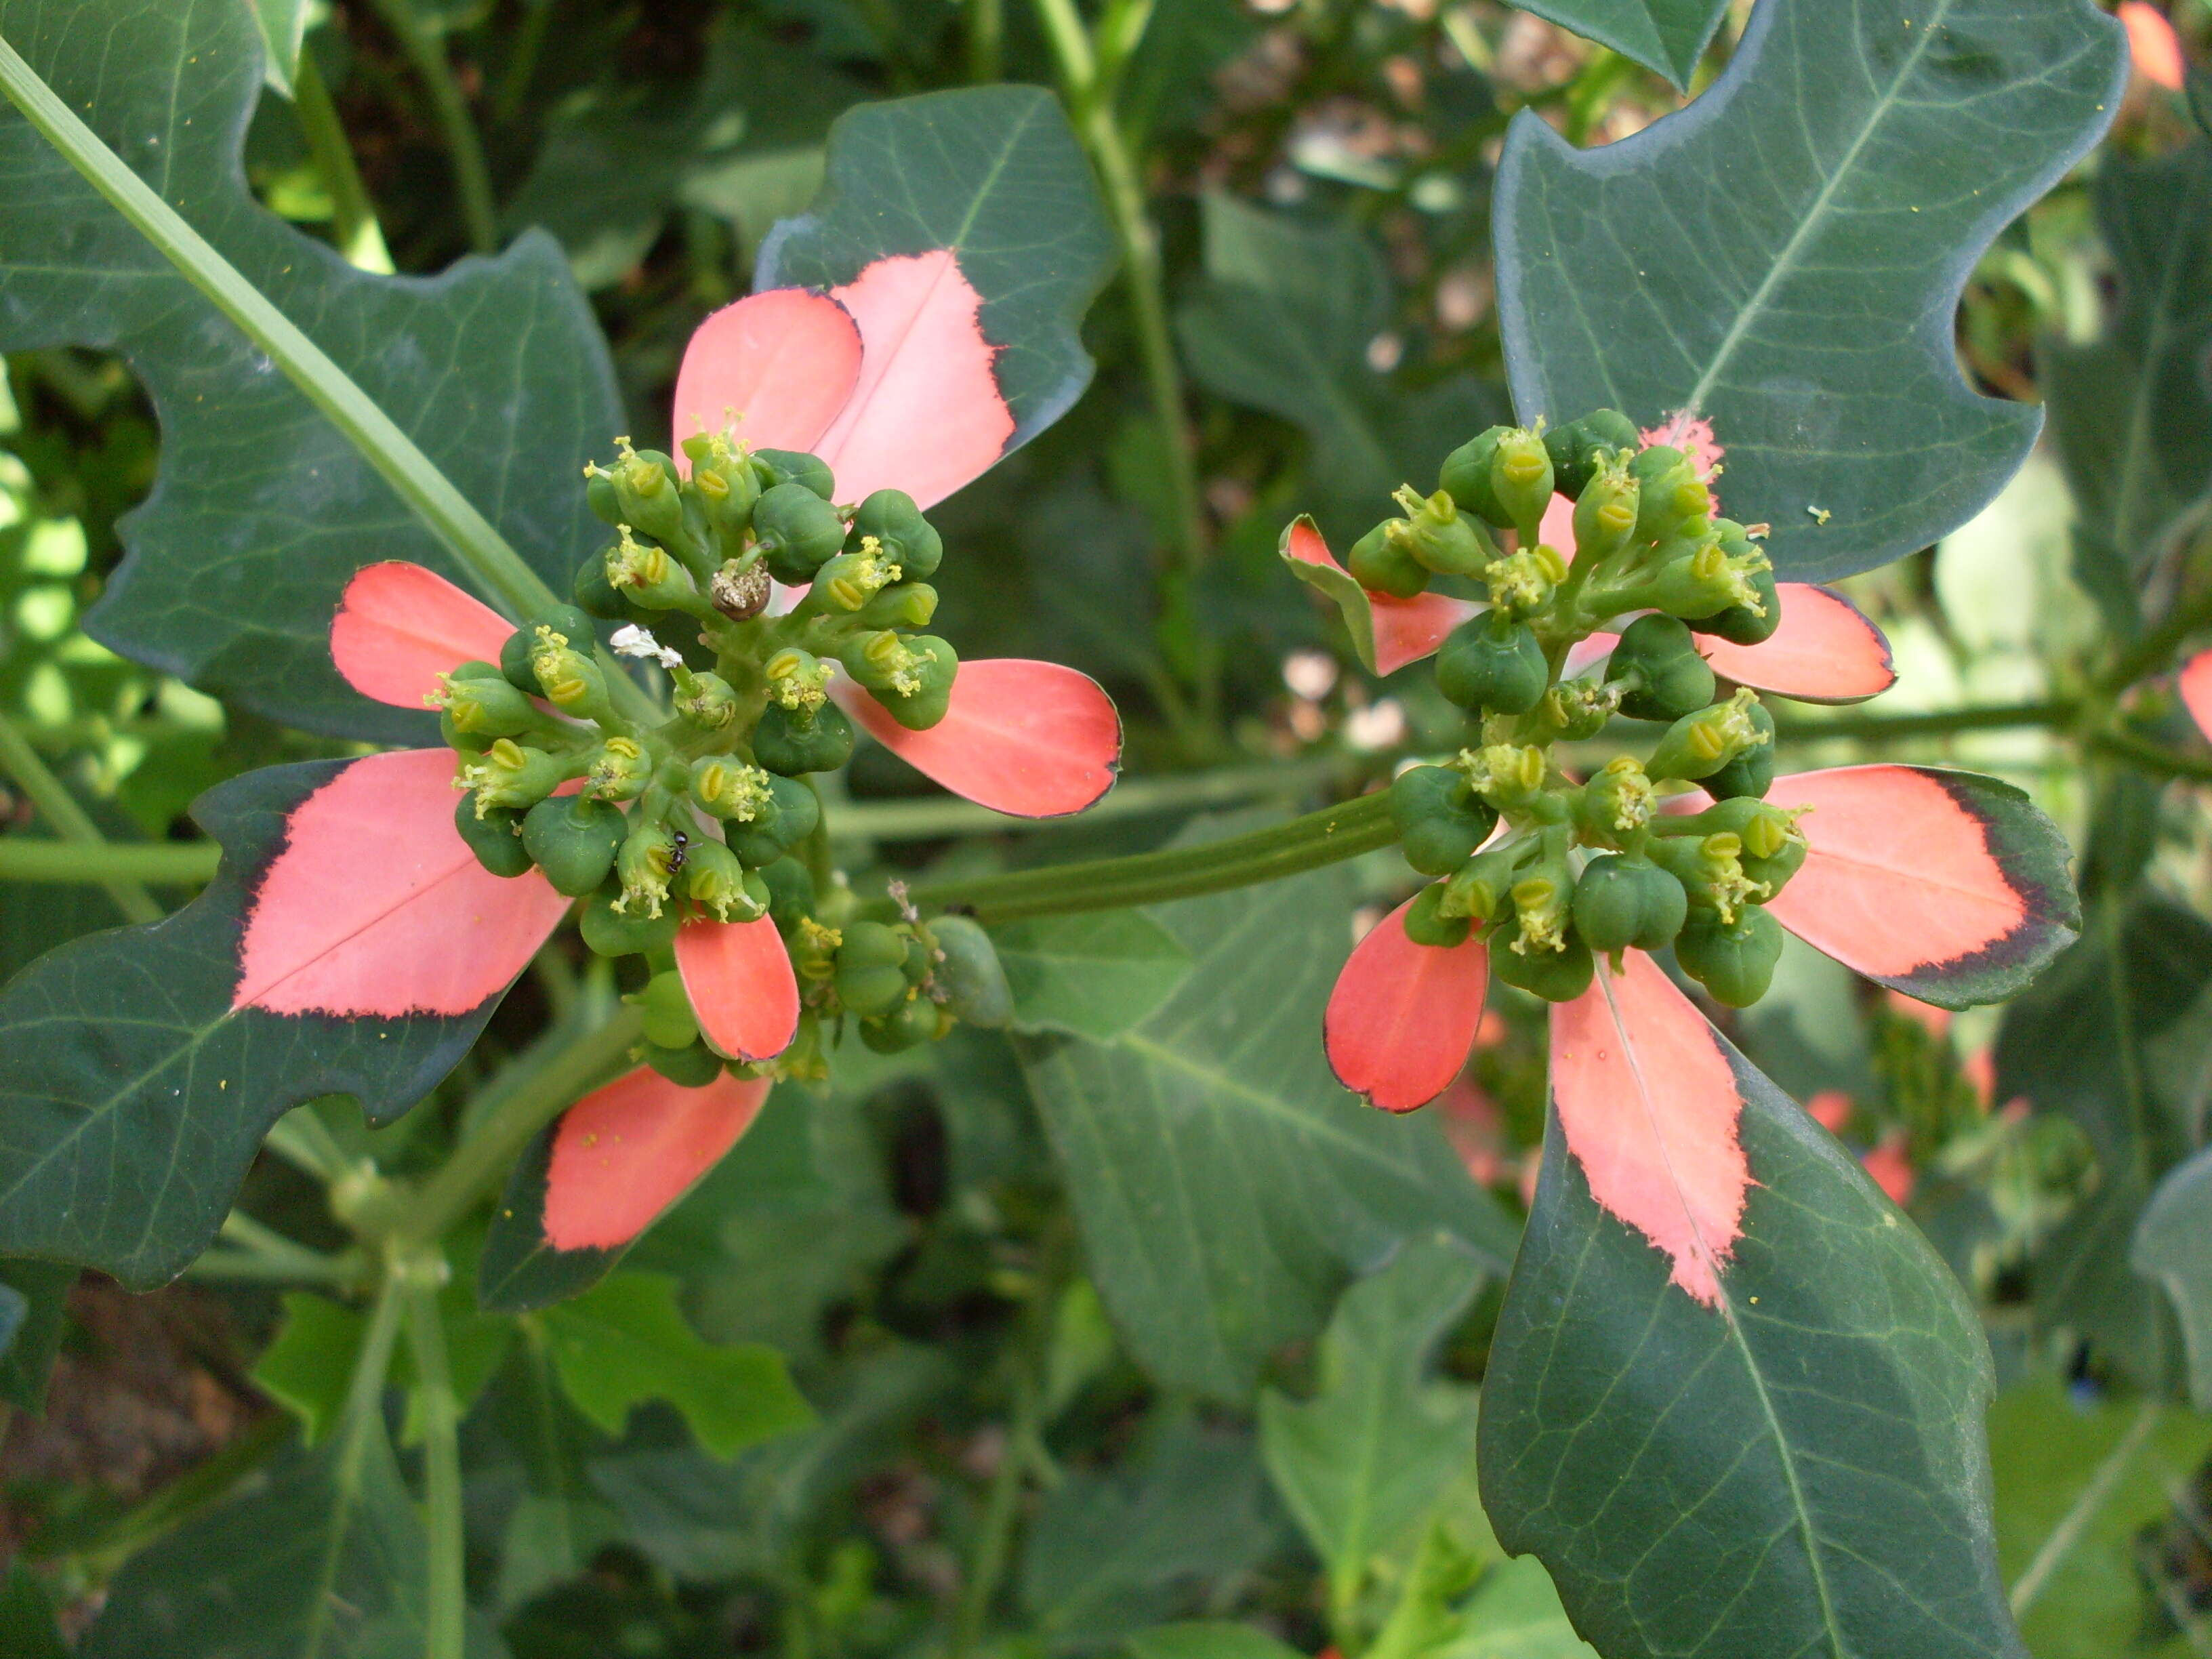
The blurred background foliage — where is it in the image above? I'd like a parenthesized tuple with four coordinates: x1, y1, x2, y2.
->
(4, 1, 2212, 1655)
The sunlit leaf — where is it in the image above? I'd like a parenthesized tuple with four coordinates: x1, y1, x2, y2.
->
(991, 909, 1192, 1042)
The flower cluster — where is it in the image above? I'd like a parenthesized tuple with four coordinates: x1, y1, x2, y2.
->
(1369, 411, 1801, 1008)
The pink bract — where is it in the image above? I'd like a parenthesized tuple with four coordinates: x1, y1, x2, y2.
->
(542, 1067, 773, 1252)
(675, 916, 802, 1064)
(1324, 897, 1490, 1112)
(1282, 518, 1481, 676)
(331, 562, 516, 709)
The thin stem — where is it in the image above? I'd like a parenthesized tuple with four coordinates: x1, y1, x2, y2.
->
(187, 1244, 365, 1286)
(906, 790, 1395, 922)
(397, 999, 645, 1244)
(967, 0, 1004, 81)
(214, 1210, 362, 1280)
(264, 1106, 359, 1185)
(0, 710, 160, 923)
(493, 0, 556, 125)
(2102, 543, 2212, 694)
(0, 34, 660, 721)
(2090, 729, 2212, 784)
(949, 1372, 1041, 1656)
(369, 0, 499, 255)
(290, 49, 394, 274)
(403, 1266, 467, 1659)
(0, 836, 220, 886)
(1769, 699, 2071, 745)
(1031, 0, 1205, 571)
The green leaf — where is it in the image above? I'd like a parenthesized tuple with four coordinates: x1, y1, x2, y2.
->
(1019, 1418, 1279, 1651)
(537, 1272, 813, 1459)
(0, 1559, 66, 1659)
(992, 909, 1193, 1042)
(1505, 1, 1729, 88)
(2041, 140, 2212, 626)
(2135, 1147, 2212, 1410)
(0, 0, 623, 739)
(1496, 0, 2126, 583)
(1479, 1038, 2026, 1659)
(0, 762, 522, 1288)
(756, 84, 1118, 453)
(1990, 1378, 2212, 1658)
(1176, 193, 1504, 537)
(1998, 895, 2212, 1391)
(250, 0, 311, 95)
(252, 1291, 367, 1446)
(1017, 862, 1523, 1402)
(1126, 1626, 1306, 1659)
(1448, 1558, 1601, 1659)
(0, 1256, 70, 1412)
(1259, 1237, 1482, 1610)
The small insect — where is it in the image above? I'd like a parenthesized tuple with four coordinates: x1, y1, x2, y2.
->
(667, 829, 689, 874)
(1807, 505, 1832, 526)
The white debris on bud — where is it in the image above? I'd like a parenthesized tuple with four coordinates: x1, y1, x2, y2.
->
(610, 623, 684, 671)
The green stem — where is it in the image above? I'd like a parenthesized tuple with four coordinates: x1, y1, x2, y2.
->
(290, 48, 394, 273)
(493, 0, 556, 125)
(264, 1107, 358, 1185)
(906, 790, 1395, 922)
(949, 1372, 1041, 1656)
(2089, 728, 2212, 784)
(1769, 699, 2071, 745)
(209, 1210, 363, 1283)
(403, 1265, 468, 1659)
(1031, 0, 1205, 571)
(369, 0, 498, 255)
(0, 710, 160, 923)
(397, 1000, 645, 1244)
(0, 33, 660, 720)
(0, 836, 220, 886)
(967, 0, 1004, 81)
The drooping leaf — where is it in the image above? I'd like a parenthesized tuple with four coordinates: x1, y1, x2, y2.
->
(1017, 861, 1523, 1402)
(1990, 1378, 2212, 1659)
(991, 909, 1193, 1042)
(1018, 1418, 1279, 1652)
(0, 1257, 71, 1413)
(1997, 896, 2212, 1391)
(1505, 0, 1730, 88)
(1496, 0, 2127, 583)
(2041, 140, 2212, 625)
(755, 85, 1118, 466)
(2135, 1146, 2212, 1410)
(1178, 193, 1504, 539)
(0, 0, 624, 739)
(0, 756, 556, 1288)
(1277, 516, 1481, 680)
(1259, 1237, 1483, 1607)
(1481, 979, 2026, 1658)
(535, 1271, 813, 1459)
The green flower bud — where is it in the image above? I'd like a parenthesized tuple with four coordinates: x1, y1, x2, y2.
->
(583, 736, 653, 802)
(1606, 614, 1716, 722)
(528, 623, 611, 720)
(754, 698, 856, 777)
(1490, 428, 1555, 535)
(600, 440, 687, 546)
(837, 919, 912, 1015)
(1389, 764, 1500, 878)
(727, 775, 818, 869)
(1687, 523, 1780, 644)
(1689, 796, 1805, 865)
(1483, 545, 1565, 621)
(1647, 689, 1766, 783)
(605, 527, 697, 613)
(1436, 615, 1548, 716)
(1675, 905, 1784, 1008)
(574, 550, 642, 621)
(430, 669, 538, 737)
(1504, 853, 1574, 958)
(764, 647, 833, 714)
(857, 581, 939, 631)
(1628, 445, 1699, 541)
(1544, 409, 1641, 499)
(851, 489, 943, 580)
(627, 969, 700, 1050)
(675, 669, 739, 731)
(1641, 535, 1767, 621)
(1439, 427, 1513, 528)
(755, 481, 848, 585)
(760, 857, 817, 935)
(521, 795, 628, 897)
(1438, 843, 1523, 923)
(685, 432, 762, 546)
(579, 877, 679, 958)
(457, 739, 569, 817)
(683, 840, 769, 923)
(613, 819, 678, 919)
(857, 633, 958, 732)
(860, 993, 942, 1054)
(804, 543, 901, 615)
(1703, 699, 1778, 800)
(1574, 756, 1656, 848)
(929, 915, 1013, 1028)
(690, 755, 775, 823)
(1492, 930, 1594, 1002)
(644, 1040, 724, 1088)
(1387, 485, 1492, 577)
(1572, 853, 1689, 956)
(1402, 882, 1471, 949)
(1347, 520, 1429, 599)
(1647, 831, 1763, 926)
(1571, 455, 1641, 566)
(1460, 743, 1549, 813)
(1538, 676, 1618, 742)
(454, 799, 533, 878)
(752, 449, 836, 501)
(584, 465, 623, 528)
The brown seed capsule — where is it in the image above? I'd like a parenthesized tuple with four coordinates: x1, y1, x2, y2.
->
(710, 557, 772, 620)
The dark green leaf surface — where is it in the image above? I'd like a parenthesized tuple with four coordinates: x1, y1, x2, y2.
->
(1509, 0, 1729, 87)
(0, 0, 622, 740)
(0, 761, 515, 1288)
(755, 85, 1118, 458)
(1998, 896, 2212, 1391)
(1017, 863, 1522, 1402)
(1990, 1379, 2212, 1658)
(1259, 1236, 1482, 1603)
(991, 909, 1192, 1042)
(1496, 0, 2126, 583)
(2041, 140, 2212, 621)
(1480, 1039, 2024, 1659)
(479, 1122, 618, 1313)
(0, 1257, 70, 1412)
(2134, 1147, 2212, 1410)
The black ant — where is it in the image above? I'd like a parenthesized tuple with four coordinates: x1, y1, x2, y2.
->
(667, 829, 689, 875)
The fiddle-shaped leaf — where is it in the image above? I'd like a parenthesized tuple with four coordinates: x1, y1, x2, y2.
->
(1496, 0, 2127, 583)
(0, 0, 623, 741)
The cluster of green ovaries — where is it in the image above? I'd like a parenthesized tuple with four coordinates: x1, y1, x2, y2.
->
(1376, 411, 1809, 1009)
(431, 426, 1009, 1079)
